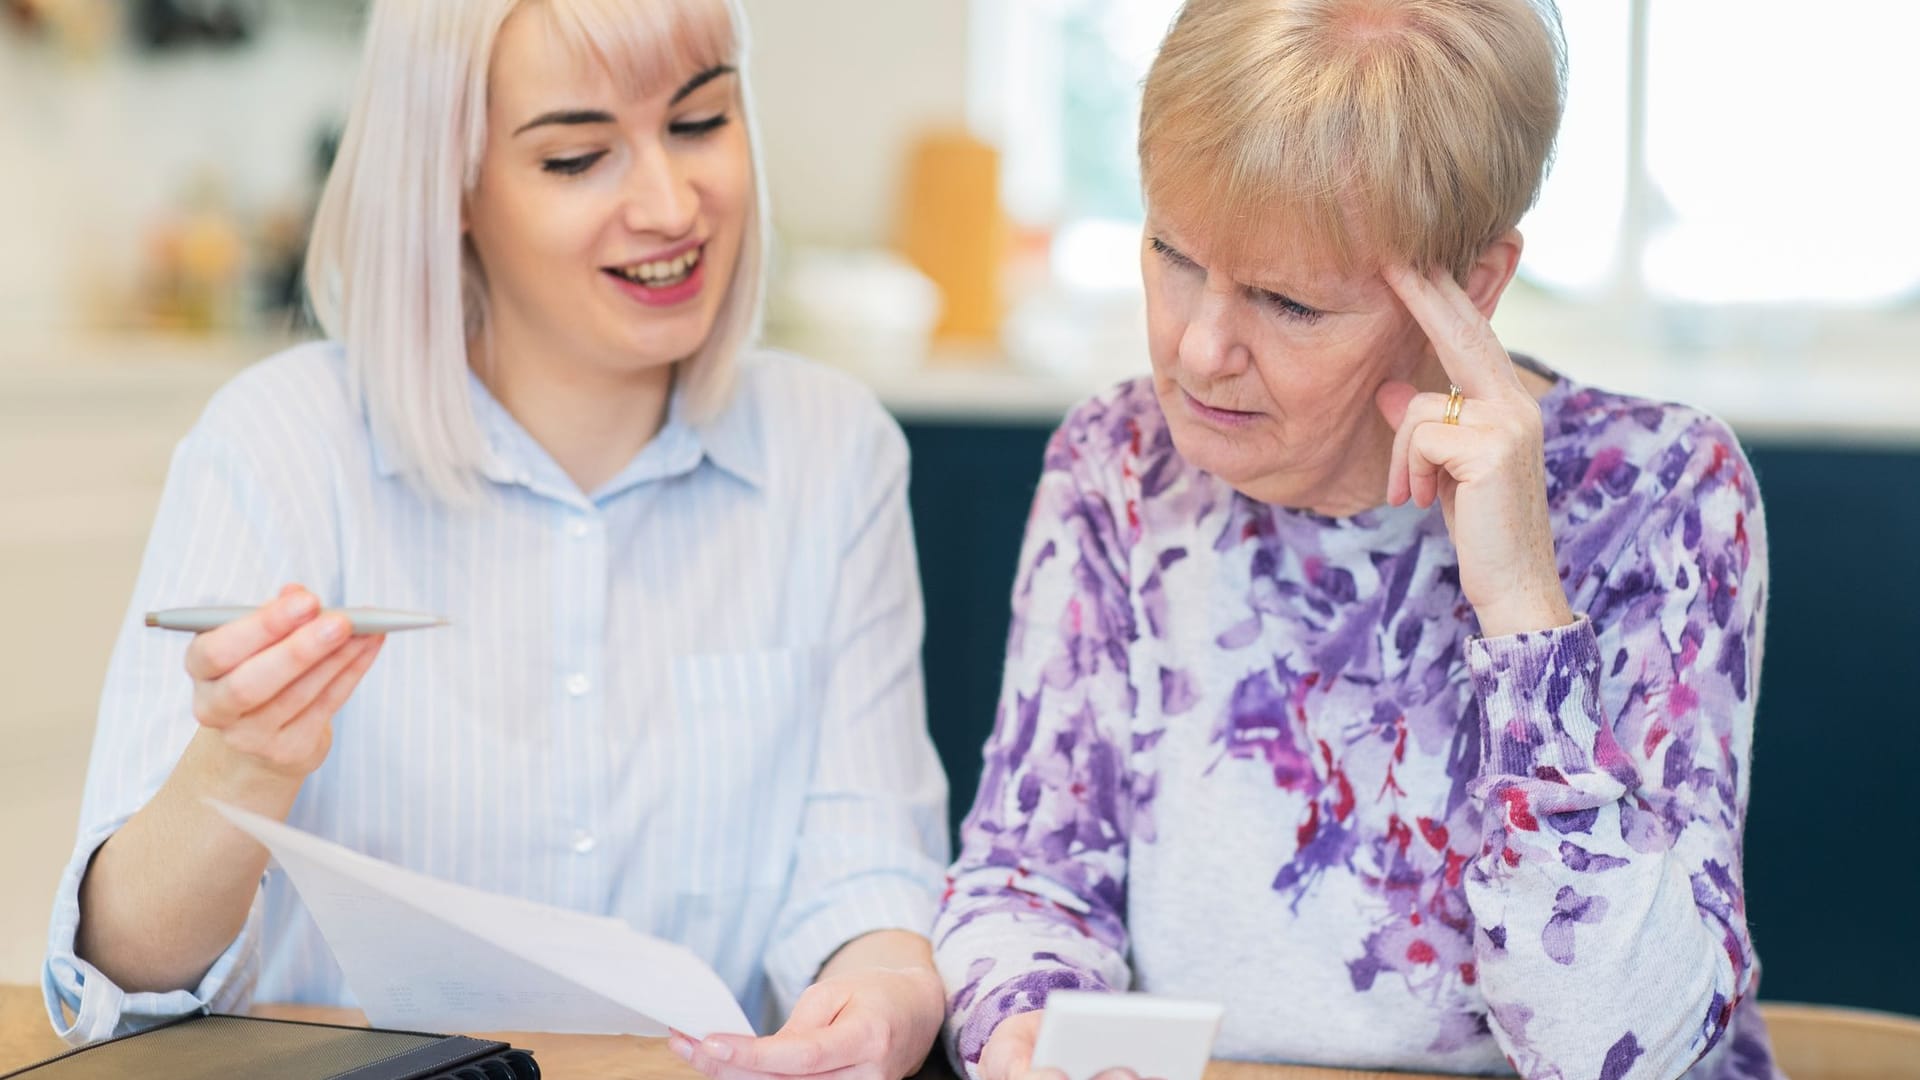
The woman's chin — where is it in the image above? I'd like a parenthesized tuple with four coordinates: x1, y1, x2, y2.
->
(1166, 419, 1260, 484)
(602, 324, 711, 373)
(1167, 420, 1344, 507)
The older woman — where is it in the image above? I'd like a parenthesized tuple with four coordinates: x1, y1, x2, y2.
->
(934, 2, 1774, 1079)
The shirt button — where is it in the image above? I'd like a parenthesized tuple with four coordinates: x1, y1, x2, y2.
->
(570, 830, 597, 855)
(565, 673, 591, 697)
(566, 519, 591, 540)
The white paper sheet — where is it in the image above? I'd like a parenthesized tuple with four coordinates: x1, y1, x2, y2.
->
(209, 800, 755, 1039)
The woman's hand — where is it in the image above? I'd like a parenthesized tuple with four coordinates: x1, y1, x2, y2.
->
(673, 947, 945, 1080)
(979, 1011, 1044, 1080)
(1376, 265, 1574, 639)
(978, 1011, 1142, 1080)
(186, 583, 385, 783)
(74, 584, 385, 990)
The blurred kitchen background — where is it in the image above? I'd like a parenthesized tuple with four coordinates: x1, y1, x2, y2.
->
(1, 0, 1916, 1019)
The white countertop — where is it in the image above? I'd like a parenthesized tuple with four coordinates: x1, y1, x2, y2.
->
(880, 296, 1920, 446)
(864, 352, 1920, 447)
(3, 310, 1916, 446)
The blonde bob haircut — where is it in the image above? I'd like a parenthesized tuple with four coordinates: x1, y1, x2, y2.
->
(1139, 0, 1565, 282)
(306, 0, 768, 501)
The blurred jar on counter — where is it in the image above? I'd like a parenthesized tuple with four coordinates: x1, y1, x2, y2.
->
(141, 176, 245, 333)
(2, 0, 117, 56)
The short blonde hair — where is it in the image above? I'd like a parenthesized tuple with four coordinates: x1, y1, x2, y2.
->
(1139, 0, 1564, 281)
(306, 0, 768, 501)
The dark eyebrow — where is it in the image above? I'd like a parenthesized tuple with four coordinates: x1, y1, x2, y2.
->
(510, 66, 734, 136)
(671, 64, 735, 105)
(513, 109, 615, 137)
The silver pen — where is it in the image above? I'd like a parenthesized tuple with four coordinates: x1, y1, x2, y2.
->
(144, 607, 450, 635)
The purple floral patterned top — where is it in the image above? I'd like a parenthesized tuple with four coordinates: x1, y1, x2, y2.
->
(933, 365, 1777, 1079)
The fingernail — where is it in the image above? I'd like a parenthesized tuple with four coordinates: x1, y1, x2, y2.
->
(284, 592, 318, 620)
(316, 615, 348, 643)
(701, 1039, 733, 1062)
(668, 1036, 693, 1060)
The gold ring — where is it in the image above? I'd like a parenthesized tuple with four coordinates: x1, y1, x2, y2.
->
(1443, 383, 1464, 426)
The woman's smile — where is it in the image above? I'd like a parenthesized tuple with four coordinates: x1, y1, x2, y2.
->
(604, 241, 707, 308)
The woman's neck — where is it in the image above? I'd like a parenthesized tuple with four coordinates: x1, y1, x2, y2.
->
(473, 333, 674, 495)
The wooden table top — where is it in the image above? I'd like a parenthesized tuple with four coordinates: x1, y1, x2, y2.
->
(0, 984, 1460, 1079)
(13, 981, 1920, 1079)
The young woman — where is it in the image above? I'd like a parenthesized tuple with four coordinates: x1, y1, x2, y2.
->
(45, 3, 949, 1077)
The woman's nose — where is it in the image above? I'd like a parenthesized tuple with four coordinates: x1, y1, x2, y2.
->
(1177, 288, 1252, 379)
(621, 143, 698, 239)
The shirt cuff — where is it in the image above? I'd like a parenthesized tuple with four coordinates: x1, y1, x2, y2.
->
(1466, 615, 1639, 803)
(762, 871, 939, 1018)
(42, 820, 263, 1046)
(947, 964, 1115, 1080)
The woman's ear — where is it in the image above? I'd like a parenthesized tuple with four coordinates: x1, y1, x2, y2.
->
(1463, 229, 1524, 320)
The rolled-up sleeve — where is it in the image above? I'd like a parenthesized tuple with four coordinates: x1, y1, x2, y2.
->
(43, 815, 266, 1044)
(42, 405, 330, 1043)
(762, 411, 948, 1011)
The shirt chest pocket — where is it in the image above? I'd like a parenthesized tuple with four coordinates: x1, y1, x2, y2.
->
(668, 648, 824, 895)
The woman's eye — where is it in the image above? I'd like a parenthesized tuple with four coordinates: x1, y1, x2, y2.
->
(1152, 236, 1319, 321)
(542, 151, 607, 176)
(1259, 289, 1324, 323)
(1150, 236, 1192, 267)
(669, 115, 730, 138)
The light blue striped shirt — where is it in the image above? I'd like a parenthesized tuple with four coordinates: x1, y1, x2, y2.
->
(43, 342, 950, 1044)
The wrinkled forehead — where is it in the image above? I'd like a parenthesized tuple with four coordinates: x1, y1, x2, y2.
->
(1143, 147, 1390, 287)
(1144, 182, 1391, 305)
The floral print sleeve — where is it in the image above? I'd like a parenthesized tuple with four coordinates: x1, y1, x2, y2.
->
(932, 418, 1140, 1076)
(1464, 416, 1767, 1079)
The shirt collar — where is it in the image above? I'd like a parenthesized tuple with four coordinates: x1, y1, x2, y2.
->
(366, 365, 766, 498)
(677, 370, 766, 491)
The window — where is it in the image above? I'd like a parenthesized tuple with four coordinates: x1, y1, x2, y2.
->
(973, 0, 1920, 311)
